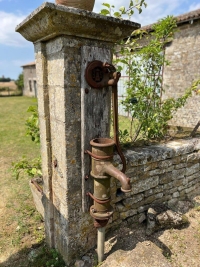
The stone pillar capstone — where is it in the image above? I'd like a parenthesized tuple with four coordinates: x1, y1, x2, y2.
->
(16, 2, 140, 265)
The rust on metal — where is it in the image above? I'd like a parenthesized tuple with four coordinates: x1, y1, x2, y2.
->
(85, 175, 89, 180)
(85, 61, 126, 172)
(31, 179, 43, 194)
(86, 136, 131, 227)
(85, 61, 131, 228)
(90, 137, 115, 147)
(94, 219, 109, 228)
(85, 60, 121, 89)
(89, 205, 113, 220)
(86, 192, 111, 204)
(85, 150, 113, 160)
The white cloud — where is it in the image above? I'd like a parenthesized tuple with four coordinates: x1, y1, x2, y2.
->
(189, 3, 200, 11)
(0, 11, 30, 47)
(94, 0, 190, 26)
(0, 0, 198, 48)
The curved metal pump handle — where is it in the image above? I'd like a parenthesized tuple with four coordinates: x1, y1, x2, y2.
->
(85, 60, 126, 173)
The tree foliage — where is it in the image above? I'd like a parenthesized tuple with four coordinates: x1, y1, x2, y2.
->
(116, 16, 200, 141)
(15, 73, 24, 92)
(0, 77, 11, 82)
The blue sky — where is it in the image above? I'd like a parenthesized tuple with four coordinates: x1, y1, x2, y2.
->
(1, 0, 200, 80)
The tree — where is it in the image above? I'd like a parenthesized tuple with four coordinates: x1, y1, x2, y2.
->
(117, 16, 200, 141)
(15, 73, 24, 93)
(0, 76, 11, 82)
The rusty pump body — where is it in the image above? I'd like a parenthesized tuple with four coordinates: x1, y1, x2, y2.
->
(85, 61, 131, 229)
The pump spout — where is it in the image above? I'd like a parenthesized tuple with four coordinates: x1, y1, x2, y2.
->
(103, 163, 131, 193)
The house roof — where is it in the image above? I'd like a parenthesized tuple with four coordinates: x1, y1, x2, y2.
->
(141, 8, 200, 31)
(21, 61, 36, 67)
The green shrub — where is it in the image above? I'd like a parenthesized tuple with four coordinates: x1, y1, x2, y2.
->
(116, 16, 200, 141)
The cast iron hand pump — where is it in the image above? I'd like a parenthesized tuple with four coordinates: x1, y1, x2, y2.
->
(85, 61, 131, 228)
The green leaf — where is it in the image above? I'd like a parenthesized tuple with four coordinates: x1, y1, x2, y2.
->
(100, 9, 110, 16)
(102, 3, 111, 8)
(113, 12, 121, 18)
(31, 168, 37, 175)
(129, 0, 133, 7)
(119, 6, 126, 14)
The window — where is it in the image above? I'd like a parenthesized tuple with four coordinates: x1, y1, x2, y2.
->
(33, 80, 37, 97)
(29, 80, 32, 92)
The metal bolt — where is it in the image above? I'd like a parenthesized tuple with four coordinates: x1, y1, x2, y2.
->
(85, 175, 89, 180)
(85, 88, 89, 94)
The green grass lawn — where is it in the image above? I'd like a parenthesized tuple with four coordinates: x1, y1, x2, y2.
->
(0, 96, 70, 267)
(0, 96, 132, 266)
(0, 97, 46, 266)
(0, 96, 40, 159)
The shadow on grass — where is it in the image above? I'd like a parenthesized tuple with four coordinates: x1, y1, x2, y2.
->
(0, 241, 66, 267)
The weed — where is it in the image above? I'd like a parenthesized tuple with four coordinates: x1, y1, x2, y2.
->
(33, 226, 45, 244)
(30, 246, 66, 267)
(164, 252, 172, 262)
(195, 206, 200, 212)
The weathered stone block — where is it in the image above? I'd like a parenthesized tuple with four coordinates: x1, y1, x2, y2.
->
(156, 193, 164, 199)
(186, 163, 199, 176)
(173, 192, 180, 198)
(144, 161, 158, 171)
(163, 182, 173, 190)
(173, 178, 184, 187)
(159, 172, 173, 184)
(122, 193, 144, 208)
(187, 152, 200, 162)
(172, 156, 181, 165)
(145, 185, 164, 197)
(144, 195, 157, 204)
(185, 185, 196, 194)
(172, 168, 186, 180)
(120, 209, 137, 219)
(158, 159, 173, 169)
(138, 205, 149, 213)
(187, 172, 200, 182)
(132, 176, 159, 194)
(116, 202, 126, 212)
(175, 163, 187, 169)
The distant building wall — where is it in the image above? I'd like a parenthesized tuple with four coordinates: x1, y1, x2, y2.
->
(163, 18, 200, 129)
(22, 62, 37, 97)
(118, 10, 200, 128)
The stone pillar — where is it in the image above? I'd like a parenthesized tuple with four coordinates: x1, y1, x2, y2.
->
(16, 2, 140, 265)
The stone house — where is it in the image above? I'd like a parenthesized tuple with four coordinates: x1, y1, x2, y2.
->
(139, 9, 200, 129)
(21, 61, 37, 97)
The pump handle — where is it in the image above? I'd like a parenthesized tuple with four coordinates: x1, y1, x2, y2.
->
(85, 61, 126, 173)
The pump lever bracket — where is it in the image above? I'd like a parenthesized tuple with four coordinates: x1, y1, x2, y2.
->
(85, 60, 119, 89)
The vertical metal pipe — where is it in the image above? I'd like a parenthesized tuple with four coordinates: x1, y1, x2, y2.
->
(97, 227, 105, 263)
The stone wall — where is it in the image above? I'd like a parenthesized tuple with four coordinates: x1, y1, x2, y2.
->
(108, 138, 200, 227)
(163, 19, 200, 128)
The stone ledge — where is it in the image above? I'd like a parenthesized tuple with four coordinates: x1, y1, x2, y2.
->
(15, 2, 140, 43)
(114, 138, 200, 166)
